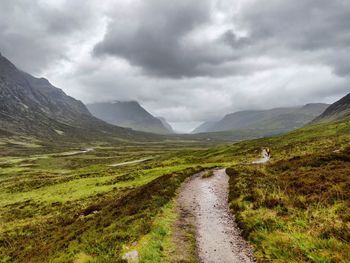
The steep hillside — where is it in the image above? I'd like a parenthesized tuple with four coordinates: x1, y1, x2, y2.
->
(191, 121, 217, 134)
(0, 52, 156, 142)
(313, 93, 350, 122)
(252, 103, 331, 132)
(192, 104, 329, 141)
(191, 116, 350, 262)
(158, 117, 175, 133)
(87, 101, 173, 134)
(206, 107, 297, 133)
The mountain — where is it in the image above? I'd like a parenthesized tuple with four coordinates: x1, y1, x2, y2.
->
(192, 103, 329, 141)
(158, 117, 175, 133)
(313, 93, 350, 123)
(193, 108, 295, 134)
(191, 121, 217, 134)
(0, 52, 155, 142)
(87, 101, 173, 134)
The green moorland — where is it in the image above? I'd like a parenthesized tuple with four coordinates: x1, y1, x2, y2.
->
(0, 138, 219, 263)
(0, 118, 350, 262)
(224, 120, 350, 263)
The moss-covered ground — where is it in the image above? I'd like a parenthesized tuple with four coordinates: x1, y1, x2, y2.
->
(1, 118, 350, 262)
(224, 120, 350, 263)
(0, 140, 218, 262)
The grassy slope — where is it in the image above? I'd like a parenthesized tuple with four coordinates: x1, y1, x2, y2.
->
(138, 118, 350, 263)
(221, 119, 350, 263)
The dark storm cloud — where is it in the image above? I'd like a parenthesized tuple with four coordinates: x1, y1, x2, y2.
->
(239, 0, 350, 50)
(94, 0, 350, 78)
(234, 0, 350, 76)
(220, 29, 254, 50)
(0, 0, 98, 74)
(93, 0, 238, 78)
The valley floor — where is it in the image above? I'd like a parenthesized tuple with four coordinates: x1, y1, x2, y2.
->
(1, 118, 350, 262)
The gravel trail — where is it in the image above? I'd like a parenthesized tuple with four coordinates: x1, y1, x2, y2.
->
(177, 169, 255, 263)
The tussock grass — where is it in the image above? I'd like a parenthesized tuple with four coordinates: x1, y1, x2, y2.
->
(0, 143, 212, 262)
(226, 146, 350, 262)
(1, 118, 350, 262)
(135, 202, 176, 262)
(201, 170, 214, 178)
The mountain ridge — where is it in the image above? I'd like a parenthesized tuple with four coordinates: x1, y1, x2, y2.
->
(313, 93, 350, 123)
(191, 103, 329, 141)
(0, 52, 158, 142)
(87, 101, 174, 134)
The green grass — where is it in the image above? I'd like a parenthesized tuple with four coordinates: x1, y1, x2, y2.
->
(224, 119, 350, 263)
(0, 142, 213, 262)
(1, 118, 350, 262)
(0, 165, 210, 207)
(135, 201, 177, 263)
(135, 199, 197, 263)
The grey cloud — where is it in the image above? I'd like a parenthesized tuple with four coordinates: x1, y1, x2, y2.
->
(235, 0, 350, 76)
(221, 30, 252, 49)
(94, 0, 350, 79)
(240, 0, 350, 49)
(1, 0, 350, 132)
(93, 0, 238, 78)
(0, 0, 99, 74)
(63, 53, 348, 124)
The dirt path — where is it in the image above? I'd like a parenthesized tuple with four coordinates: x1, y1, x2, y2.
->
(54, 148, 94, 157)
(177, 169, 255, 263)
(108, 157, 153, 167)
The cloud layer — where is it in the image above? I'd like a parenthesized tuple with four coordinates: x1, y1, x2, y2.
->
(0, 0, 349, 132)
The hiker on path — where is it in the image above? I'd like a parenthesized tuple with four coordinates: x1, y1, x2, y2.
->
(262, 148, 271, 159)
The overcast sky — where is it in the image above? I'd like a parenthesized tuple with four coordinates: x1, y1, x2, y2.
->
(1, 0, 349, 132)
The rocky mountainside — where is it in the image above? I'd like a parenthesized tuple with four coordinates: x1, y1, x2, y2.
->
(192, 103, 329, 139)
(87, 101, 173, 134)
(313, 93, 350, 123)
(0, 52, 155, 142)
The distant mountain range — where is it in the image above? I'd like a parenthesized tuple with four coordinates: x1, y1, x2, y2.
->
(192, 103, 329, 140)
(313, 93, 350, 123)
(192, 121, 217, 134)
(87, 101, 174, 134)
(0, 52, 157, 142)
(1, 50, 349, 144)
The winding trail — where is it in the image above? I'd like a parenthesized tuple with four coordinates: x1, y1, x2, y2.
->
(177, 169, 255, 263)
(54, 148, 94, 157)
(108, 157, 153, 167)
